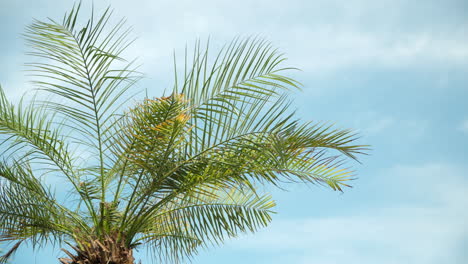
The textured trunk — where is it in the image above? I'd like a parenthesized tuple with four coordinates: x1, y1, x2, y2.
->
(58, 235, 135, 264)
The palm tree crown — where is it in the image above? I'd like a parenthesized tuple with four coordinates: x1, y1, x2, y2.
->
(0, 3, 367, 264)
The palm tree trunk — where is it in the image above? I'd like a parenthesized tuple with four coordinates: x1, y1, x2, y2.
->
(58, 234, 135, 264)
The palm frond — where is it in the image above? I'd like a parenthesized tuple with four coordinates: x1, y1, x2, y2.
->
(24, 3, 140, 199)
(129, 187, 274, 263)
(176, 38, 300, 155)
(140, 233, 201, 264)
(0, 160, 87, 258)
(0, 87, 73, 177)
(0, 86, 99, 220)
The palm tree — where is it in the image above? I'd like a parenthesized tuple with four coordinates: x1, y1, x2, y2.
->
(0, 3, 367, 264)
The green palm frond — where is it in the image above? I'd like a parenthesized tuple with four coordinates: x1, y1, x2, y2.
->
(177, 38, 300, 154)
(0, 86, 98, 221)
(24, 3, 140, 197)
(0, 160, 89, 263)
(129, 187, 274, 263)
(0, 87, 74, 174)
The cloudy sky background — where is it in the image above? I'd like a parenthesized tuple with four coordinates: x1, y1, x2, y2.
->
(1, 0, 467, 263)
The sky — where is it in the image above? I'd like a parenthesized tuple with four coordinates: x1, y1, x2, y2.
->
(1, 0, 467, 263)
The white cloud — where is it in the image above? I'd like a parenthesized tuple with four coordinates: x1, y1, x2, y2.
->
(86, 0, 466, 92)
(2, 0, 467, 98)
(224, 163, 468, 264)
(286, 29, 468, 72)
(459, 119, 468, 133)
(90, 0, 468, 76)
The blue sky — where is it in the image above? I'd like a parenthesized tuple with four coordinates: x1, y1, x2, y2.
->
(1, 0, 467, 263)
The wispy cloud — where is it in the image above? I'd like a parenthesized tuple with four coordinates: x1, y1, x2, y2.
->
(459, 119, 468, 133)
(99, 0, 468, 75)
(2, 0, 467, 98)
(351, 112, 430, 140)
(285, 29, 468, 72)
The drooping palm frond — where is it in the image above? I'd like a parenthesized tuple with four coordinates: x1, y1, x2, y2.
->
(0, 87, 74, 177)
(129, 187, 275, 263)
(0, 86, 98, 224)
(0, 161, 66, 240)
(0, 160, 90, 264)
